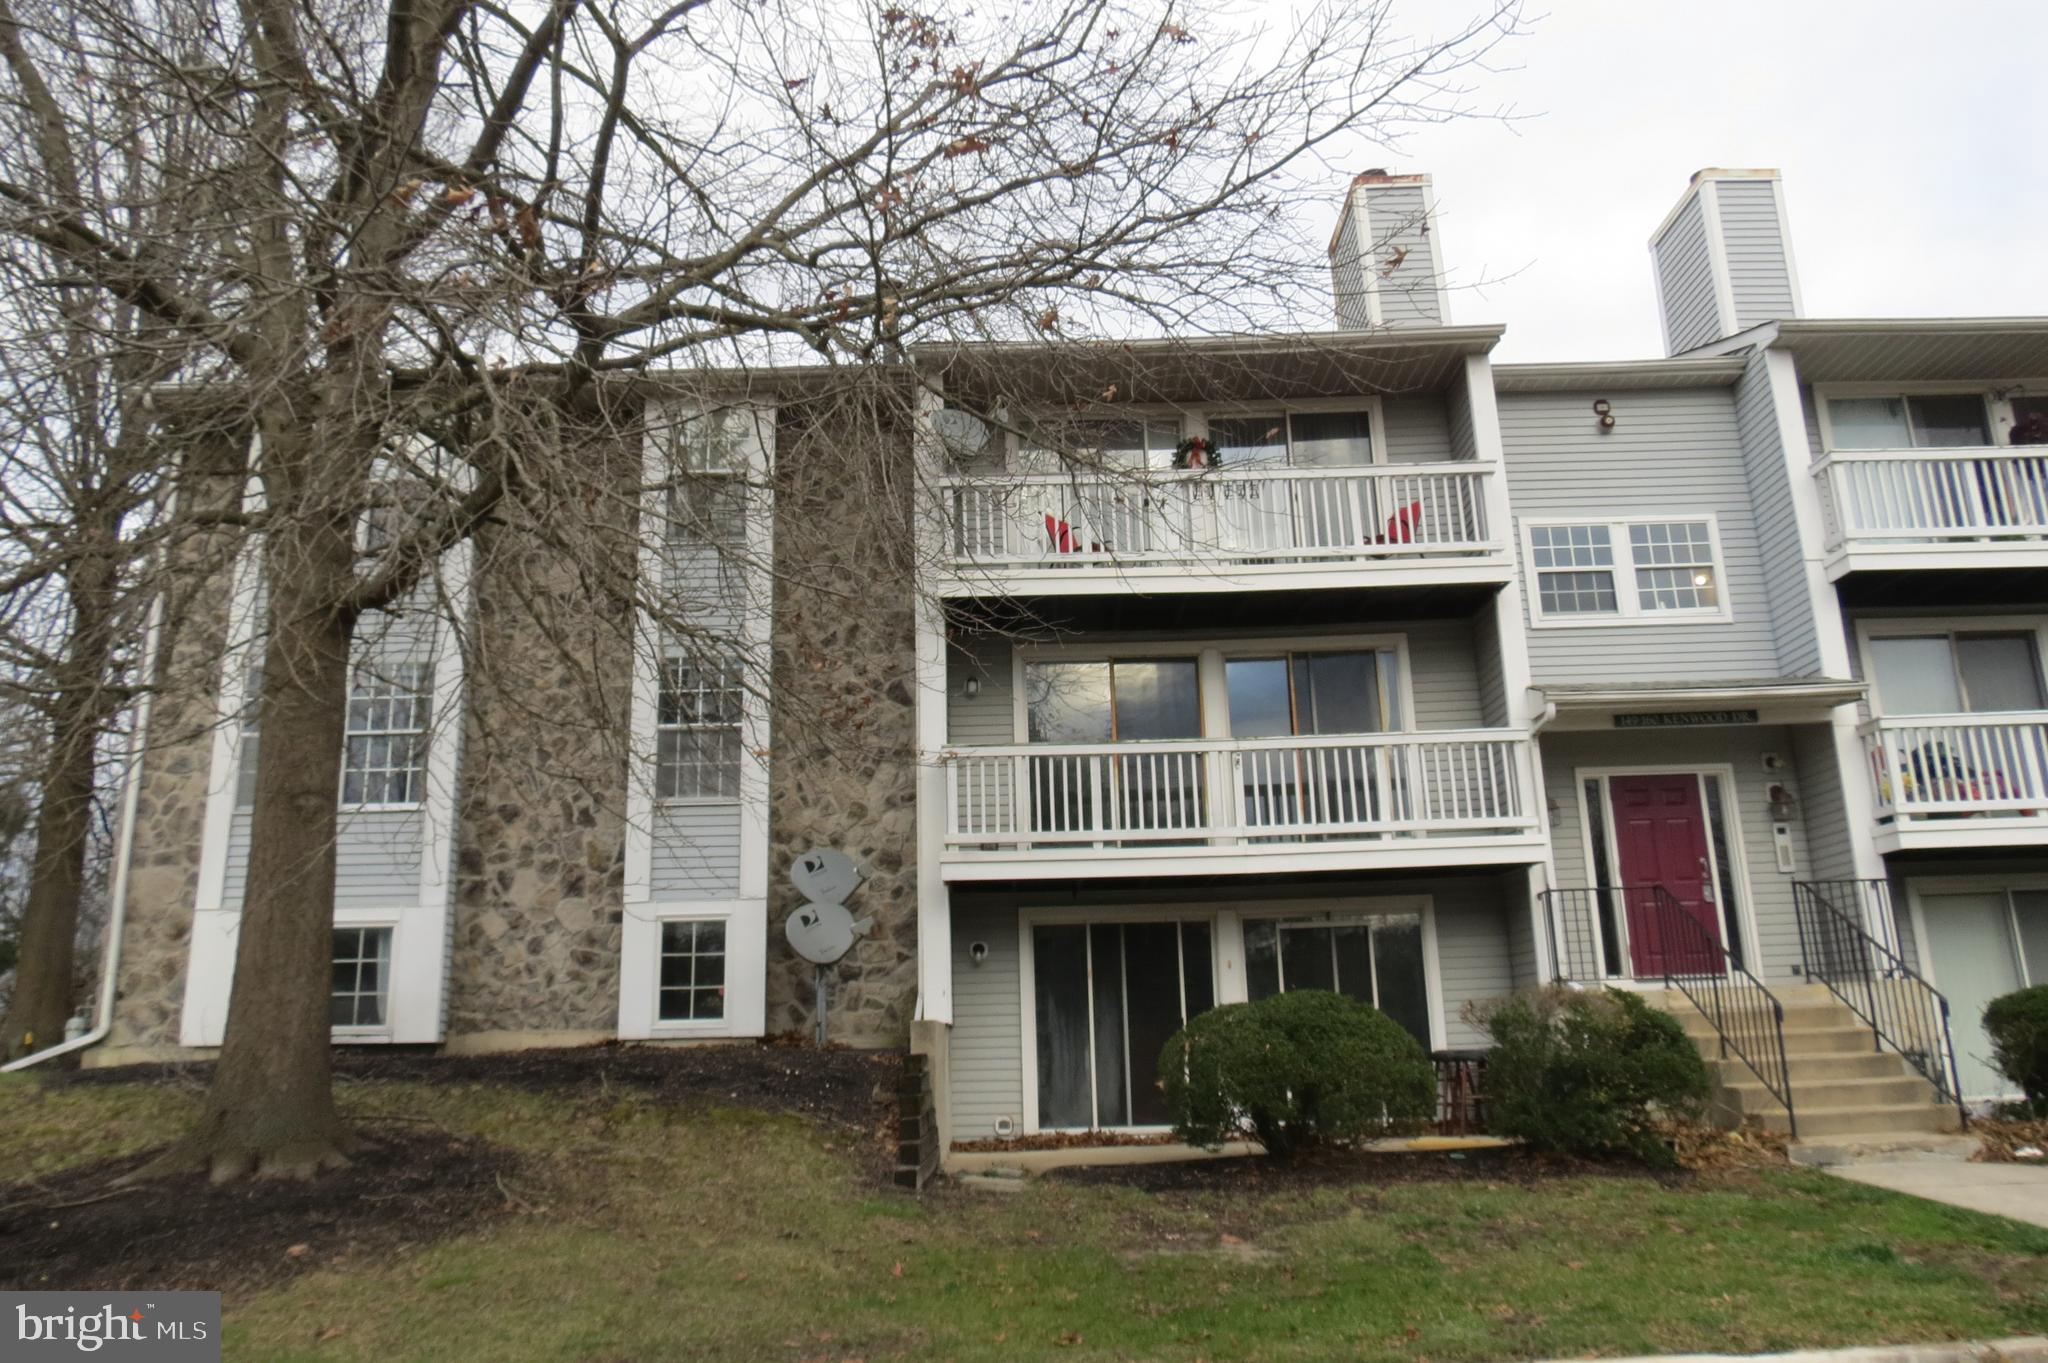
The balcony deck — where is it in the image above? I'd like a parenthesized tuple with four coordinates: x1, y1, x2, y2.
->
(939, 728, 1543, 880)
(1816, 448, 2048, 577)
(1862, 712, 2048, 852)
(934, 462, 1510, 596)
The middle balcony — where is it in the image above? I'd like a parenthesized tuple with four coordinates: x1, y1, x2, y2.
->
(937, 623, 1543, 881)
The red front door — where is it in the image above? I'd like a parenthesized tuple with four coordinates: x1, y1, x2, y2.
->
(1609, 773, 1724, 976)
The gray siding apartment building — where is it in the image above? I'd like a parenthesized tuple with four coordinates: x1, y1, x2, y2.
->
(79, 166, 2048, 1160)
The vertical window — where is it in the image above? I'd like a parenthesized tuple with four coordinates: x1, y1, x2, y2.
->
(1033, 919, 1214, 1129)
(658, 920, 726, 1021)
(342, 662, 432, 806)
(1530, 524, 1617, 615)
(236, 665, 263, 809)
(1241, 913, 1431, 1049)
(330, 927, 391, 1027)
(665, 411, 748, 545)
(656, 657, 745, 799)
(1629, 521, 1719, 612)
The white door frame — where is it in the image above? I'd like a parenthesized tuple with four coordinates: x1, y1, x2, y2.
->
(1573, 764, 1764, 982)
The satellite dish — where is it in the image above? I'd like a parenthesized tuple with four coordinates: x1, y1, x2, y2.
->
(790, 849, 862, 905)
(931, 408, 990, 458)
(786, 901, 872, 965)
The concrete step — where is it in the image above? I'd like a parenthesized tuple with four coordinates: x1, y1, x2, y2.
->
(1718, 1074, 1937, 1113)
(1782, 1051, 1914, 1082)
(1685, 1024, 1887, 1055)
(1674, 1007, 1863, 1037)
(1787, 1133, 1983, 1167)
(1751, 1102, 1963, 1140)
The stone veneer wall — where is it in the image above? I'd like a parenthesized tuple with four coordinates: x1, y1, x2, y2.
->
(106, 427, 249, 1052)
(763, 394, 920, 1045)
(444, 423, 636, 1037)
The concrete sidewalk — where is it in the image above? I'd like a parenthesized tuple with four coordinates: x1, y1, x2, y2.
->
(1827, 1159, 2048, 1229)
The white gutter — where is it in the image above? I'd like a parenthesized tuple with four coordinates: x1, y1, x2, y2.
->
(2, 547, 168, 1071)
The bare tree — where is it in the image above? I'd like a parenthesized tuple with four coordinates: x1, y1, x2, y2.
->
(0, 0, 1523, 1177)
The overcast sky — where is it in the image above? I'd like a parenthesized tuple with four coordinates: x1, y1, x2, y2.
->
(1310, 0, 2048, 362)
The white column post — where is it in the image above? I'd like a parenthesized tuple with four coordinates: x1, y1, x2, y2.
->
(912, 383, 954, 1025)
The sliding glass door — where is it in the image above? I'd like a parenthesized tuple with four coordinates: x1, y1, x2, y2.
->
(1023, 658, 1204, 841)
(1242, 913, 1432, 1049)
(1033, 920, 1216, 1128)
(1226, 649, 1402, 836)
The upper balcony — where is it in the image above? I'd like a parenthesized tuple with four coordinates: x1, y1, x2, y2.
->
(937, 461, 1505, 597)
(1817, 447, 2048, 577)
(913, 326, 1513, 600)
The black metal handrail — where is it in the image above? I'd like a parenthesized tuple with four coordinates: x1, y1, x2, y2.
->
(1542, 884, 1796, 1138)
(1793, 878, 1968, 1130)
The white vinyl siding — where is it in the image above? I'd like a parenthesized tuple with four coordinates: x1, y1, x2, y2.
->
(1358, 182, 1444, 328)
(650, 804, 743, 898)
(1382, 396, 1456, 464)
(223, 808, 425, 910)
(1732, 350, 1822, 676)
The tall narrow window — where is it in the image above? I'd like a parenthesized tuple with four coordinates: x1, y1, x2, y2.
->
(342, 662, 432, 806)
(330, 927, 391, 1027)
(1628, 521, 1719, 612)
(664, 411, 749, 545)
(236, 665, 263, 809)
(656, 656, 745, 799)
(657, 920, 726, 1021)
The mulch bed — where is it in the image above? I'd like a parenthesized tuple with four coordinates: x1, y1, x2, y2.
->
(1038, 1144, 1650, 1192)
(68, 1040, 904, 1136)
(0, 1129, 517, 1296)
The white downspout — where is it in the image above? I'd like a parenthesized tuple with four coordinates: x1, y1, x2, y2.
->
(2, 586, 164, 1072)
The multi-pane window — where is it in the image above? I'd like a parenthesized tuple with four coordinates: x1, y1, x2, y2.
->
(1629, 521, 1719, 611)
(1208, 410, 1376, 467)
(663, 411, 749, 545)
(236, 665, 263, 808)
(656, 656, 745, 799)
(330, 927, 391, 1027)
(1242, 913, 1432, 1050)
(657, 919, 726, 1021)
(1526, 519, 1725, 623)
(1829, 394, 1991, 449)
(1529, 524, 1618, 615)
(342, 662, 433, 806)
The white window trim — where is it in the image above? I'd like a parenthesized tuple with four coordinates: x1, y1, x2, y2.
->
(1521, 514, 1734, 629)
(1813, 380, 2048, 453)
(1014, 896, 1443, 1135)
(1568, 764, 1765, 985)
(652, 652, 746, 807)
(329, 918, 399, 1040)
(1009, 631, 1418, 743)
(620, 400, 773, 1043)
(1854, 616, 2048, 719)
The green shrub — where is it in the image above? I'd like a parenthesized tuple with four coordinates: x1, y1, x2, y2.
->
(1158, 990, 1436, 1158)
(1473, 986, 1711, 1166)
(1984, 985, 2048, 1116)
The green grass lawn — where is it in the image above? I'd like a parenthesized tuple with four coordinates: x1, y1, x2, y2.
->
(5, 1069, 2046, 1363)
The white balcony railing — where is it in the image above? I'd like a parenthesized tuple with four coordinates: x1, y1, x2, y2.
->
(943, 729, 1536, 855)
(1863, 713, 2048, 827)
(940, 462, 1495, 573)
(1816, 448, 2048, 550)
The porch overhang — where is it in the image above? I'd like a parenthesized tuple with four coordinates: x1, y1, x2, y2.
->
(1531, 678, 1866, 732)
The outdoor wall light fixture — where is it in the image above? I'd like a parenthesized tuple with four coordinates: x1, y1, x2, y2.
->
(963, 676, 980, 699)
(969, 941, 989, 966)
(1766, 783, 1799, 821)
(1592, 398, 1615, 431)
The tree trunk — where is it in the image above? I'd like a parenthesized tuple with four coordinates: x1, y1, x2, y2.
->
(2, 541, 122, 1061)
(166, 484, 362, 1181)
(0, 700, 98, 1059)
